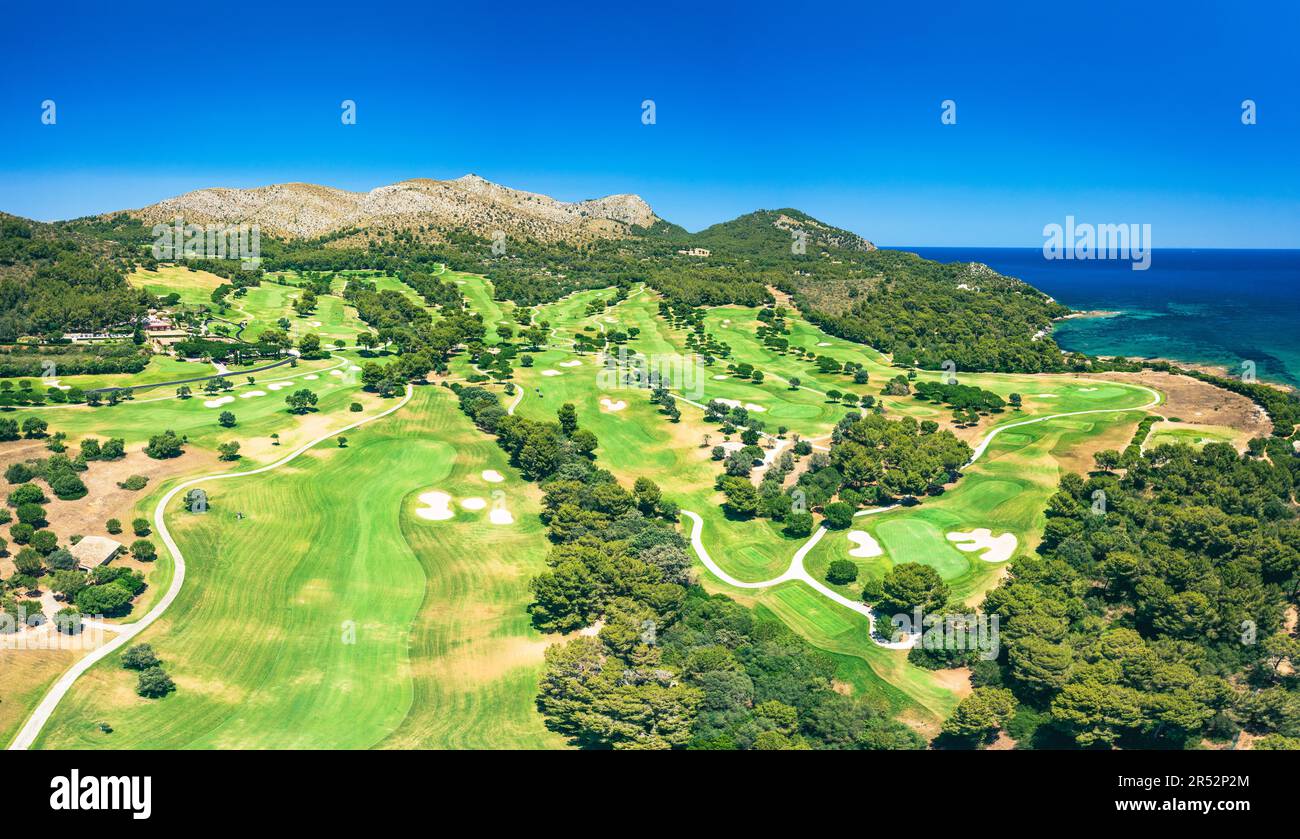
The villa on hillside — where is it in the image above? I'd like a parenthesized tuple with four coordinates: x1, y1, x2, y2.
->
(676, 247, 711, 257)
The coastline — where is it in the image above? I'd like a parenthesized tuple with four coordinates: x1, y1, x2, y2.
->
(1047, 308, 1294, 391)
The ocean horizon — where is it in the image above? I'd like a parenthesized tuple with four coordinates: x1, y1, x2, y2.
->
(898, 246, 1300, 387)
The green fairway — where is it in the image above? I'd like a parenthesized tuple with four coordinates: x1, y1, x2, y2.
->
(32, 387, 564, 749)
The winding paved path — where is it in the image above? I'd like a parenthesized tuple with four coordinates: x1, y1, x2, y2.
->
(679, 384, 1162, 647)
(8, 385, 415, 750)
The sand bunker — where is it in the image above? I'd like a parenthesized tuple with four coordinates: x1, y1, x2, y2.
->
(847, 531, 883, 558)
(330, 370, 345, 377)
(460, 497, 487, 511)
(559, 360, 582, 367)
(348, 365, 361, 371)
(481, 470, 504, 483)
(1032, 394, 1059, 398)
(600, 398, 627, 412)
(716, 398, 742, 408)
(817, 342, 832, 347)
(267, 382, 290, 391)
(712, 375, 729, 380)
(541, 370, 562, 377)
(304, 375, 319, 380)
(415, 491, 454, 521)
(1078, 387, 1098, 392)
(239, 390, 266, 398)
(204, 396, 235, 408)
(947, 528, 1018, 563)
(43, 379, 72, 391)
(310, 320, 322, 327)
(744, 403, 766, 413)
(489, 507, 514, 525)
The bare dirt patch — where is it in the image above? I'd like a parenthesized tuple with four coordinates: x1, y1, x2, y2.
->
(1082, 371, 1271, 439)
(8, 448, 217, 545)
(931, 666, 974, 700)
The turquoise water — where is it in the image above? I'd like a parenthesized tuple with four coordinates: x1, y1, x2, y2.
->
(903, 248, 1300, 386)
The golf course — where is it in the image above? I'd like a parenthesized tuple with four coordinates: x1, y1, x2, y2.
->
(4, 262, 1235, 749)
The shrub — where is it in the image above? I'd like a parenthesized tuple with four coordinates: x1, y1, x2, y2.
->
(30, 530, 58, 554)
(121, 643, 159, 670)
(16, 502, 47, 527)
(51, 473, 88, 500)
(10, 523, 33, 544)
(136, 666, 175, 699)
(130, 540, 157, 562)
(118, 475, 148, 491)
(144, 430, 184, 459)
(132, 518, 150, 537)
(46, 547, 76, 571)
(783, 511, 814, 538)
(826, 559, 860, 585)
(349, 402, 363, 412)
(8, 483, 46, 506)
(4, 462, 34, 484)
(75, 583, 133, 616)
(822, 501, 855, 530)
(105, 518, 122, 534)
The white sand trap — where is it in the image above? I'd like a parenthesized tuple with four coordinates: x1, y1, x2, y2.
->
(604, 317, 617, 323)
(489, 508, 514, 525)
(348, 365, 361, 371)
(43, 379, 71, 390)
(203, 396, 235, 408)
(1078, 387, 1098, 392)
(600, 398, 627, 412)
(330, 370, 345, 377)
(267, 382, 289, 391)
(239, 390, 266, 399)
(304, 374, 319, 380)
(1031, 393, 1059, 398)
(716, 398, 742, 409)
(310, 320, 322, 327)
(460, 497, 487, 511)
(847, 531, 883, 558)
(817, 342, 832, 347)
(712, 374, 729, 380)
(744, 403, 766, 413)
(415, 491, 454, 521)
(541, 370, 562, 377)
(481, 470, 504, 483)
(947, 528, 1018, 563)
(721, 319, 731, 327)
(559, 360, 582, 367)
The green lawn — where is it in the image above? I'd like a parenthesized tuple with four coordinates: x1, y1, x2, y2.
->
(32, 387, 565, 749)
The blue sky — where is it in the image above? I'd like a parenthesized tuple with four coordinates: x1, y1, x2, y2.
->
(2, 0, 1297, 246)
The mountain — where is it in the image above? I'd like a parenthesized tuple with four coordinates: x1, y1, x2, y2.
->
(688, 209, 876, 255)
(124, 174, 660, 244)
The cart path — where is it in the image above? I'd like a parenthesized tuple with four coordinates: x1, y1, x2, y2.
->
(679, 385, 1161, 647)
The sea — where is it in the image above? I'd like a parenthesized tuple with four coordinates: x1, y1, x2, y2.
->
(900, 247, 1300, 387)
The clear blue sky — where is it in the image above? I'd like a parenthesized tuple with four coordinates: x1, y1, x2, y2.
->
(2, 0, 1297, 246)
